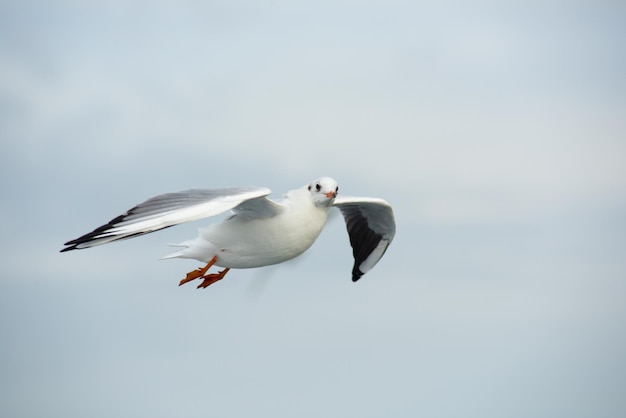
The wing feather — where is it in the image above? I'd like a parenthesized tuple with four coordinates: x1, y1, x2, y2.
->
(61, 187, 279, 252)
(332, 196, 396, 281)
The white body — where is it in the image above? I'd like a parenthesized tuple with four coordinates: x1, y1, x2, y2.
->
(167, 187, 330, 268)
(62, 177, 396, 282)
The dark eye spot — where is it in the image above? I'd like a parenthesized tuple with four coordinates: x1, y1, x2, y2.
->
(308, 185, 311, 191)
(335, 186, 339, 193)
(315, 183, 321, 191)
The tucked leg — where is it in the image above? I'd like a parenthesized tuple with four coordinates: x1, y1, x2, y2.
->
(179, 255, 218, 286)
(197, 268, 230, 289)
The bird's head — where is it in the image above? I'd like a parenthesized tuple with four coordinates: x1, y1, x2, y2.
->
(307, 177, 339, 207)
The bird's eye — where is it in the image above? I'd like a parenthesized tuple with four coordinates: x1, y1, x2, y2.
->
(335, 186, 339, 193)
(308, 185, 311, 191)
(315, 183, 321, 192)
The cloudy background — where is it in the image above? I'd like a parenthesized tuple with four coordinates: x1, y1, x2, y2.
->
(1, 1, 625, 417)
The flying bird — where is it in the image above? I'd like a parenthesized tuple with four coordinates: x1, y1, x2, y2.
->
(61, 177, 395, 289)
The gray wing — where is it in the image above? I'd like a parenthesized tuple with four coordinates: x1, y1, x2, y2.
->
(332, 196, 396, 281)
(61, 187, 282, 252)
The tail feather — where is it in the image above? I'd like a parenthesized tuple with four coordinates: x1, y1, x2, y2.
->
(160, 244, 189, 260)
(160, 229, 216, 262)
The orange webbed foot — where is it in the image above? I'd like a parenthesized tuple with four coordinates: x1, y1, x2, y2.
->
(197, 268, 230, 289)
(179, 255, 218, 287)
(179, 268, 205, 286)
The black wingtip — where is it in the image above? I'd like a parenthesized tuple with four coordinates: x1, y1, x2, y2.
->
(58, 212, 128, 254)
(60, 237, 83, 253)
(352, 268, 364, 282)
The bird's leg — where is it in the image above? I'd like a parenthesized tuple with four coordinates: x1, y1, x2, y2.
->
(179, 255, 218, 286)
(196, 268, 231, 289)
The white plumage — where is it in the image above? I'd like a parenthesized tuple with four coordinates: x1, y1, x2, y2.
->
(62, 177, 395, 288)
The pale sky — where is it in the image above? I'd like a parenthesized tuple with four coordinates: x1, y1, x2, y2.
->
(1, 1, 625, 417)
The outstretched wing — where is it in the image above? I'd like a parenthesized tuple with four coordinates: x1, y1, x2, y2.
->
(332, 196, 396, 281)
(61, 187, 281, 252)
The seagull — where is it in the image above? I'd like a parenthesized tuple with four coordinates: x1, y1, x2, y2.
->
(61, 177, 395, 289)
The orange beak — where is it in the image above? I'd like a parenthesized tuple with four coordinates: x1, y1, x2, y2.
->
(325, 191, 336, 199)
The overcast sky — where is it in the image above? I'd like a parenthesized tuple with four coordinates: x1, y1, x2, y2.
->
(1, 1, 625, 417)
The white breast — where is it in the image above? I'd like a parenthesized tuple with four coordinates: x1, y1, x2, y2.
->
(202, 189, 330, 268)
